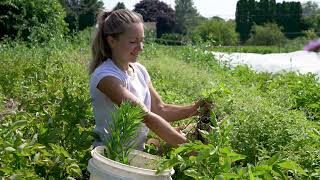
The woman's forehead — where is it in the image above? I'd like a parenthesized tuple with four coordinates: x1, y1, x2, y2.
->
(123, 23, 144, 38)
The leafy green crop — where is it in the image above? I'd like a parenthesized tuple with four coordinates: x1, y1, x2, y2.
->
(104, 101, 144, 164)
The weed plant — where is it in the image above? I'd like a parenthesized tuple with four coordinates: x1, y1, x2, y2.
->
(103, 101, 144, 164)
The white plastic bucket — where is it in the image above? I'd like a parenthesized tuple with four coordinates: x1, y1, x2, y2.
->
(87, 146, 174, 180)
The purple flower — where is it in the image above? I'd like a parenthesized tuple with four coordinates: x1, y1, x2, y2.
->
(304, 39, 320, 52)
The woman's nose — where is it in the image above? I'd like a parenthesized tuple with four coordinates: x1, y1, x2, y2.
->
(138, 42, 144, 51)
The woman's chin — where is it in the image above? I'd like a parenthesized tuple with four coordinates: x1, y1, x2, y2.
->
(130, 56, 138, 62)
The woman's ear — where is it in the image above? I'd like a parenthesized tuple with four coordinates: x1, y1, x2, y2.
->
(106, 36, 115, 48)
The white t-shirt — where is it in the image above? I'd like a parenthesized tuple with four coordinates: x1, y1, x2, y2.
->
(90, 59, 151, 150)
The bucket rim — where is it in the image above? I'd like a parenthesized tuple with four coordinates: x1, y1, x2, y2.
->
(91, 146, 174, 176)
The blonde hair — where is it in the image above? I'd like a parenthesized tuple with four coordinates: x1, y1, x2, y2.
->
(89, 9, 143, 74)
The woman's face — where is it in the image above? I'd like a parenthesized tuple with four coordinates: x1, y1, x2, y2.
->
(109, 22, 144, 64)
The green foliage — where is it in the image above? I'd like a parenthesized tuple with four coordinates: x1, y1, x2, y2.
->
(304, 28, 319, 40)
(236, 0, 304, 42)
(134, 0, 175, 22)
(156, 15, 176, 38)
(235, 0, 253, 42)
(157, 109, 308, 179)
(112, 2, 126, 10)
(302, 1, 320, 32)
(175, 0, 200, 34)
(0, 0, 68, 43)
(193, 20, 239, 46)
(58, 0, 103, 33)
(264, 72, 320, 121)
(156, 33, 187, 45)
(1, 31, 320, 179)
(104, 101, 144, 164)
(247, 23, 286, 46)
(175, 44, 320, 178)
(0, 34, 93, 178)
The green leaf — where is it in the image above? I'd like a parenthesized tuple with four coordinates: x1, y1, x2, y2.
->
(5, 147, 16, 152)
(255, 165, 272, 171)
(263, 172, 274, 180)
(198, 129, 209, 140)
(248, 165, 255, 180)
(11, 120, 27, 130)
(184, 169, 202, 179)
(278, 161, 307, 176)
(220, 147, 246, 162)
(221, 173, 239, 179)
(267, 153, 280, 166)
(272, 165, 287, 180)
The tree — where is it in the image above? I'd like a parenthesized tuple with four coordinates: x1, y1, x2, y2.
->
(174, 0, 199, 34)
(133, 0, 175, 37)
(59, 0, 104, 32)
(302, 1, 320, 32)
(236, 0, 305, 42)
(113, 2, 126, 10)
(210, 16, 224, 21)
(302, 1, 319, 17)
(156, 14, 175, 38)
(236, 0, 251, 42)
(0, 0, 67, 42)
(133, 0, 175, 22)
(276, 1, 303, 38)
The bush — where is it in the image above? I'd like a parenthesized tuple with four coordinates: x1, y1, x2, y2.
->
(246, 23, 286, 46)
(304, 28, 319, 40)
(192, 20, 239, 46)
(156, 33, 187, 45)
(0, 0, 68, 43)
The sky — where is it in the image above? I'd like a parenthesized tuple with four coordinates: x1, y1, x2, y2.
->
(103, 0, 320, 20)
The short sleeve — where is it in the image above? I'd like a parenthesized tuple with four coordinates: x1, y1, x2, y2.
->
(90, 62, 127, 90)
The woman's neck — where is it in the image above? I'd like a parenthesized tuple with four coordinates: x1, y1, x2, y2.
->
(111, 58, 134, 76)
(111, 58, 129, 71)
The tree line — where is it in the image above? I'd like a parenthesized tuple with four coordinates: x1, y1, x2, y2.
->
(0, 0, 319, 45)
(236, 0, 307, 42)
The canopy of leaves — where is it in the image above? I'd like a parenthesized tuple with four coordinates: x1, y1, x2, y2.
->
(175, 0, 200, 34)
(59, 0, 104, 32)
(156, 15, 176, 38)
(133, 0, 175, 22)
(113, 2, 126, 10)
(0, 0, 68, 43)
(302, 1, 320, 32)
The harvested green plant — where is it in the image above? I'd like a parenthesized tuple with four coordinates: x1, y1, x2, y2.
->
(104, 101, 144, 164)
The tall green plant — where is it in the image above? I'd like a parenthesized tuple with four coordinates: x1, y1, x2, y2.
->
(104, 101, 144, 164)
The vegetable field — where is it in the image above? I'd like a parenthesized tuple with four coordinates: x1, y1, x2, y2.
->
(0, 35, 319, 179)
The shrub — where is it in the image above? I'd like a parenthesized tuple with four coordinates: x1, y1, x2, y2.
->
(156, 33, 187, 45)
(192, 20, 239, 46)
(0, 0, 68, 43)
(246, 23, 286, 46)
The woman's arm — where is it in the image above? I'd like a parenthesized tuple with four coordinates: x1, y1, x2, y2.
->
(97, 76, 187, 146)
(149, 82, 200, 122)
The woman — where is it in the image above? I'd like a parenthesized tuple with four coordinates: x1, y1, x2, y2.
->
(89, 9, 202, 150)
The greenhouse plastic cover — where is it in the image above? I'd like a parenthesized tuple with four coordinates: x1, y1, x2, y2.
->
(212, 51, 320, 79)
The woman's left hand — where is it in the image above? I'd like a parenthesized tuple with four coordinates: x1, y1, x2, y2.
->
(194, 99, 214, 116)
